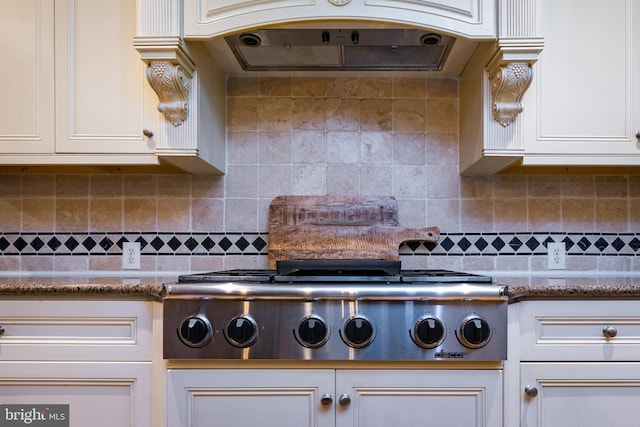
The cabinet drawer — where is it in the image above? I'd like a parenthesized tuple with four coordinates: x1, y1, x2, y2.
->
(518, 300, 640, 361)
(0, 300, 153, 361)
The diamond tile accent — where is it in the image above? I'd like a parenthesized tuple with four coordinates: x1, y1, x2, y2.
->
(405, 241, 421, 251)
(99, 237, 113, 251)
(474, 237, 488, 251)
(457, 237, 471, 251)
(218, 237, 233, 251)
(564, 237, 575, 251)
(47, 237, 61, 251)
(82, 237, 97, 251)
(252, 237, 267, 251)
(184, 237, 199, 251)
(167, 237, 182, 251)
(440, 237, 454, 251)
(525, 237, 539, 251)
(150, 237, 165, 251)
(594, 237, 609, 252)
(202, 237, 216, 251)
(0, 237, 9, 251)
(577, 237, 591, 251)
(30, 237, 45, 251)
(491, 237, 505, 251)
(508, 237, 523, 251)
(612, 237, 625, 252)
(13, 237, 28, 251)
(64, 237, 79, 251)
(235, 237, 250, 251)
(0, 232, 638, 263)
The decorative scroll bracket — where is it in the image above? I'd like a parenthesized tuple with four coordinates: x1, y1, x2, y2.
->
(489, 62, 533, 127)
(146, 61, 191, 126)
(486, 36, 544, 127)
(134, 37, 196, 127)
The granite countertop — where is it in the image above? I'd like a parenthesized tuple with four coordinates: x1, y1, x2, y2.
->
(1, 274, 640, 303)
(0, 276, 171, 301)
(498, 275, 640, 302)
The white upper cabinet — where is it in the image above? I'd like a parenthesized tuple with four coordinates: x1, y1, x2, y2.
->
(460, 0, 640, 174)
(0, 0, 225, 173)
(521, 0, 640, 166)
(0, 0, 55, 154)
(54, 0, 159, 156)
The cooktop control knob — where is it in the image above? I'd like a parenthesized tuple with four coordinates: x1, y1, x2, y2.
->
(342, 315, 375, 348)
(178, 315, 213, 348)
(458, 315, 491, 349)
(412, 315, 445, 348)
(295, 315, 329, 348)
(225, 315, 259, 348)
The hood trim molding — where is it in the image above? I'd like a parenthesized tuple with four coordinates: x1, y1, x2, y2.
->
(135, 0, 543, 128)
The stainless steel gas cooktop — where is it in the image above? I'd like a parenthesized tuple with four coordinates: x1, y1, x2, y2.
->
(163, 260, 507, 361)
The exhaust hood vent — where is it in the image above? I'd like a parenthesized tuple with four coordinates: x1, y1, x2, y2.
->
(225, 29, 455, 72)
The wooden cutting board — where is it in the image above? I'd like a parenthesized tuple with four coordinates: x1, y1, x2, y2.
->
(267, 196, 440, 268)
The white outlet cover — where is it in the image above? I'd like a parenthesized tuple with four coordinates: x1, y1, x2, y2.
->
(122, 241, 141, 270)
(547, 242, 566, 270)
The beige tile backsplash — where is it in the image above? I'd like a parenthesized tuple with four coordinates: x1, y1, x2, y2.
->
(1, 76, 639, 273)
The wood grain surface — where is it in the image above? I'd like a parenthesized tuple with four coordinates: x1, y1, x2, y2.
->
(267, 196, 440, 268)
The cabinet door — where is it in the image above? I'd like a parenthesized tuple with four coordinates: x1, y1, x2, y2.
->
(166, 369, 335, 427)
(0, 0, 55, 154)
(54, 0, 158, 154)
(0, 362, 152, 427)
(521, 362, 640, 427)
(335, 369, 503, 427)
(523, 0, 640, 164)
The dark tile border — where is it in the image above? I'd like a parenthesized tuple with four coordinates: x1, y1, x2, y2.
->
(0, 232, 638, 257)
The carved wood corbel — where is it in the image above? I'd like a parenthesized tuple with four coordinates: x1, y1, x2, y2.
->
(489, 62, 533, 127)
(146, 61, 191, 126)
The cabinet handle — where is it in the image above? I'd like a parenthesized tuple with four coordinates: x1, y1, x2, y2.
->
(143, 128, 154, 138)
(635, 130, 640, 140)
(603, 326, 618, 338)
(338, 394, 351, 406)
(524, 385, 538, 398)
(0, 325, 4, 336)
(320, 394, 333, 406)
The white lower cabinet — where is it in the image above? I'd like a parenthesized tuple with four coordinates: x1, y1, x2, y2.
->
(512, 300, 640, 426)
(521, 362, 640, 426)
(167, 368, 503, 427)
(0, 362, 152, 427)
(0, 300, 156, 427)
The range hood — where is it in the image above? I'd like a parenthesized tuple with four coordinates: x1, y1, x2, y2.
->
(224, 28, 455, 72)
(135, 0, 544, 154)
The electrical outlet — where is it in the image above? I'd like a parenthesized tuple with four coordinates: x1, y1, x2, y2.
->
(548, 242, 566, 270)
(122, 242, 141, 270)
